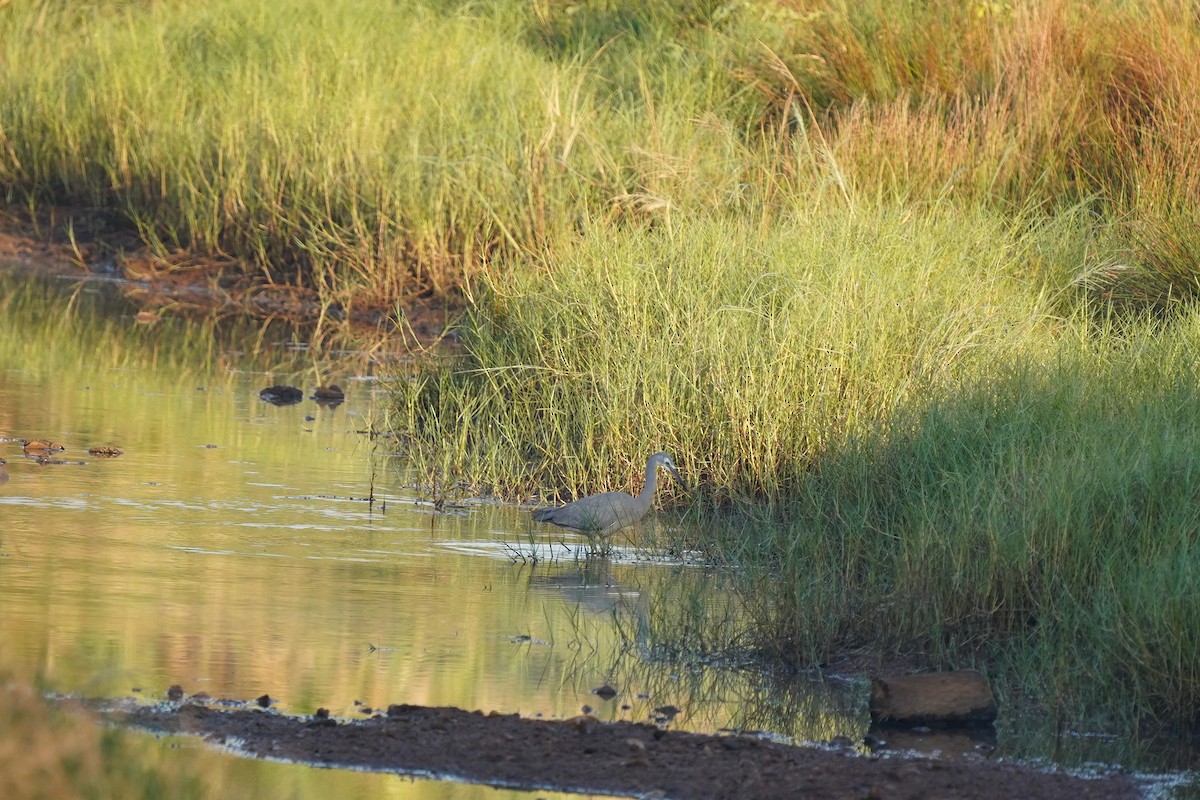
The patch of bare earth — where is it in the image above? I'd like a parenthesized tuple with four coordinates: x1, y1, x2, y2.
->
(100, 701, 1136, 800)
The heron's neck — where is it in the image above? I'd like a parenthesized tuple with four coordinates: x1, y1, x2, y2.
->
(638, 462, 658, 504)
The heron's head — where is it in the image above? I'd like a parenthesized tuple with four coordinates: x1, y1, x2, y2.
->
(649, 452, 684, 487)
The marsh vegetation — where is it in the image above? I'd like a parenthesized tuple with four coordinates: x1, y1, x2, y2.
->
(6, 0, 1200, 750)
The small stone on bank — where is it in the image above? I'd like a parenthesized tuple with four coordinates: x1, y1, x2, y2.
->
(869, 671, 997, 727)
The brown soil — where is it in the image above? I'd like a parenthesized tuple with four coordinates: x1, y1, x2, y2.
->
(98, 699, 1137, 800)
(0, 205, 452, 341)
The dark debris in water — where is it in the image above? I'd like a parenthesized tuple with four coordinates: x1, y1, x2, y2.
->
(258, 385, 304, 405)
(259, 384, 347, 407)
(22, 438, 65, 452)
(312, 384, 345, 406)
(3, 437, 127, 467)
(653, 704, 681, 723)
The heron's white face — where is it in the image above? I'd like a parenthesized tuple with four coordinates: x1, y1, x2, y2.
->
(652, 452, 683, 485)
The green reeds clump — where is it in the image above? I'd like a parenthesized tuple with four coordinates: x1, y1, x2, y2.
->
(737, 323, 1200, 725)
(398, 202, 1200, 725)
(397, 205, 1058, 504)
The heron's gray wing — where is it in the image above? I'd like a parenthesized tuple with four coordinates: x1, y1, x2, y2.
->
(533, 491, 639, 533)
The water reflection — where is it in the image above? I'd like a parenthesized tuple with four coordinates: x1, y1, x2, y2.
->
(0, 266, 866, 794)
(117, 731, 612, 800)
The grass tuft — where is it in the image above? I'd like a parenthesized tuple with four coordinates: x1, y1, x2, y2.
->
(398, 206, 1053, 503)
(397, 204, 1200, 727)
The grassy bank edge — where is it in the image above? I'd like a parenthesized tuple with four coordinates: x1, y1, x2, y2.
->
(393, 206, 1200, 734)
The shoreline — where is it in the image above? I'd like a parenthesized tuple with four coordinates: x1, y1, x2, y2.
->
(94, 695, 1137, 800)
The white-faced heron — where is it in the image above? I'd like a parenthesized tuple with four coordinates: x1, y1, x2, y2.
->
(532, 452, 683, 552)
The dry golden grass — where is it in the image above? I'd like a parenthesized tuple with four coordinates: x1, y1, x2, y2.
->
(0, 670, 219, 799)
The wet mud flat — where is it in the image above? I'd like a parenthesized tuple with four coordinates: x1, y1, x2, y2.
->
(100, 700, 1136, 800)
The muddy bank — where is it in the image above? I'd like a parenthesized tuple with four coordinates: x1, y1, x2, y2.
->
(99, 700, 1136, 800)
(0, 205, 452, 339)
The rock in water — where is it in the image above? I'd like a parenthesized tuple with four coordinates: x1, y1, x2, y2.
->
(869, 671, 997, 727)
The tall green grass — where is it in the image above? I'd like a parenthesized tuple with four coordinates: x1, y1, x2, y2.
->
(4, 0, 1200, 309)
(399, 205, 1062, 502)
(2, 0, 571, 303)
(726, 338, 1200, 724)
(0, 0, 758, 306)
(397, 205, 1200, 727)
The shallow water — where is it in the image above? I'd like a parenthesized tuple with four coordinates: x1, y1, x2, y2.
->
(127, 732, 615, 800)
(1, 264, 1198, 798)
(0, 267, 865, 795)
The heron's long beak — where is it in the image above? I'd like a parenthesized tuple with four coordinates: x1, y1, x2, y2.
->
(666, 465, 689, 494)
